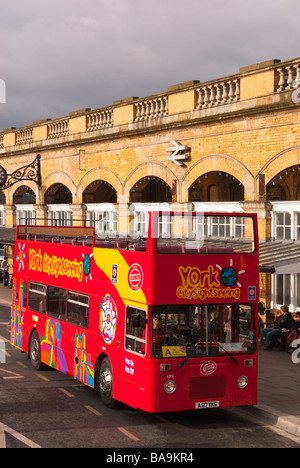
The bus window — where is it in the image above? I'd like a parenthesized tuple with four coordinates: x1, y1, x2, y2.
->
(22, 282, 28, 308)
(67, 291, 89, 329)
(28, 282, 46, 314)
(125, 306, 147, 356)
(47, 286, 67, 321)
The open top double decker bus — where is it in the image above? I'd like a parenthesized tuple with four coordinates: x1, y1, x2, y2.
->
(11, 211, 259, 412)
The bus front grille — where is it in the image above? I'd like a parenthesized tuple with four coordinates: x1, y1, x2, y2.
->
(189, 375, 226, 399)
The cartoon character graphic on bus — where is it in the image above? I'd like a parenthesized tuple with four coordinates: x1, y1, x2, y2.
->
(16, 243, 26, 272)
(74, 332, 94, 387)
(11, 282, 24, 349)
(100, 294, 118, 345)
(41, 319, 68, 374)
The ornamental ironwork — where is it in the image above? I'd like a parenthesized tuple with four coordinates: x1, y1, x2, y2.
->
(0, 155, 41, 190)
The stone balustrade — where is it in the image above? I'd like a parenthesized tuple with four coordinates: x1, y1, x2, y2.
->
(15, 127, 34, 145)
(196, 79, 240, 108)
(47, 118, 69, 139)
(135, 95, 168, 121)
(87, 108, 113, 131)
(1, 56, 300, 149)
(277, 60, 300, 91)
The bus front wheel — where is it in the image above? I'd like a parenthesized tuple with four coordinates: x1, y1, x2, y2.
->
(29, 330, 46, 371)
(98, 357, 118, 408)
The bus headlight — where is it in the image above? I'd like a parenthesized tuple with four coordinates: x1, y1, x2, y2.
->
(237, 376, 248, 389)
(164, 381, 176, 394)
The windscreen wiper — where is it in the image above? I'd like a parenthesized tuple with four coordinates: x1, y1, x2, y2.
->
(218, 343, 238, 364)
(177, 355, 189, 368)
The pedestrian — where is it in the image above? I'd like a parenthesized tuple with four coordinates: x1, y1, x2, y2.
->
(1, 256, 9, 287)
(287, 312, 300, 352)
(262, 305, 294, 351)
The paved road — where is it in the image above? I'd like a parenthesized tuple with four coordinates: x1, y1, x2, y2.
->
(1, 301, 300, 449)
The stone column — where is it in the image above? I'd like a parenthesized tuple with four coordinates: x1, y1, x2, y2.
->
(70, 204, 87, 227)
(34, 204, 48, 225)
(240, 201, 273, 309)
(4, 204, 16, 227)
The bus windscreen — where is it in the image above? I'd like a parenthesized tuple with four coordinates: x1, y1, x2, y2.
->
(156, 213, 255, 254)
(152, 303, 256, 359)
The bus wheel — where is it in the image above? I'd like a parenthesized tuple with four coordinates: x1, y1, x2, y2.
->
(29, 330, 46, 371)
(98, 358, 118, 408)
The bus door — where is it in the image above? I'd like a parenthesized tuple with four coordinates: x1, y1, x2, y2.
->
(179, 305, 232, 411)
(118, 304, 148, 410)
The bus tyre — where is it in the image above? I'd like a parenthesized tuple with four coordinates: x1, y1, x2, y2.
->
(98, 358, 118, 408)
(29, 330, 46, 371)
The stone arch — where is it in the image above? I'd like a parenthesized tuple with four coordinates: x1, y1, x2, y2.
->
(13, 185, 36, 204)
(182, 154, 254, 202)
(42, 171, 76, 204)
(123, 162, 178, 203)
(257, 146, 300, 184)
(7, 179, 41, 205)
(77, 167, 122, 203)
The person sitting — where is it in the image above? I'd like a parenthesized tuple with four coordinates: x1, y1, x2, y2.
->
(287, 312, 300, 352)
(294, 312, 300, 336)
(262, 305, 294, 351)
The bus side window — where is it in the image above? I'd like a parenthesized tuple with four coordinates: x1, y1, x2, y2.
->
(22, 282, 28, 308)
(47, 286, 67, 322)
(67, 291, 89, 329)
(28, 282, 47, 314)
(125, 307, 147, 356)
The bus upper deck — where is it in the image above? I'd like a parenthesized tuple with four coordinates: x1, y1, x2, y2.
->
(16, 211, 258, 306)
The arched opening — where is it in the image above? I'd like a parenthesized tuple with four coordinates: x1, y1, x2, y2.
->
(45, 183, 72, 226)
(83, 180, 117, 235)
(188, 171, 244, 202)
(45, 183, 72, 204)
(130, 176, 172, 203)
(266, 165, 300, 201)
(266, 166, 300, 241)
(0, 190, 5, 204)
(13, 186, 36, 225)
(83, 180, 117, 203)
(13, 185, 36, 204)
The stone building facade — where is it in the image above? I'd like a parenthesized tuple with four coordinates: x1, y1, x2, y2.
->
(1, 57, 300, 311)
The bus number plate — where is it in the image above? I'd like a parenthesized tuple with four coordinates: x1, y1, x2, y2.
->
(195, 401, 220, 409)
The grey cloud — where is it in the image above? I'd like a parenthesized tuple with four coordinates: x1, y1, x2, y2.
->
(1, 0, 300, 130)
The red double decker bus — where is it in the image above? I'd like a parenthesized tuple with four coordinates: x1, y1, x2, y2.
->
(11, 211, 259, 412)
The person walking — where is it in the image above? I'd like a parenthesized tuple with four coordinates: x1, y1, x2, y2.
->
(1, 257, 9, 287)
(262, 305, 294, 351)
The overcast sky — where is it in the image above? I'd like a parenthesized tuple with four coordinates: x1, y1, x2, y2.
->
(1, 0, 300, 131)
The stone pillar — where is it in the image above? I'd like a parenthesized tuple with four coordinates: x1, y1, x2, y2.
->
(4, 204, 16, 227)
(240, 201, 272, 241)
(70, 204, 87, 227)
(118, 203, 130, 237)
(34, 204, 48, 225)
(240, 201, 273, 309)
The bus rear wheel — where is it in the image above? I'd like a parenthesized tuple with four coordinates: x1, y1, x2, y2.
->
(98, 358, 118, 408)
(29, 330, 46, 371)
